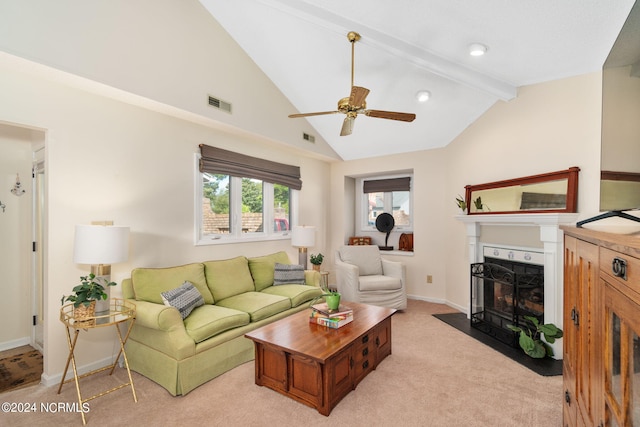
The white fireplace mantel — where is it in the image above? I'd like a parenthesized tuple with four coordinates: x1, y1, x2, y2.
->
(456, 212, 579, 359)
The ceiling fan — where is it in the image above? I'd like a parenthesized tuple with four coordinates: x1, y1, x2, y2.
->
(288, 31, 416, 136)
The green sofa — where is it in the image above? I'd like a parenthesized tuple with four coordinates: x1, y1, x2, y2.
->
(121, 251, 323, 396)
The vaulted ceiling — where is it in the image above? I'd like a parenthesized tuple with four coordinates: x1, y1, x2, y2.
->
(200, 0, 635, 160)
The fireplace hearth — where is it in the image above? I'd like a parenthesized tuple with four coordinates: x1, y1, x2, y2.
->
(470, 258, 544, 347)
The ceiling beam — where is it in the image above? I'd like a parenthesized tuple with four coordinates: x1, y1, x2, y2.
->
(257, 0, 517, 100)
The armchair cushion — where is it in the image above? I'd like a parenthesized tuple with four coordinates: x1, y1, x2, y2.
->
(359, 275, 402, 291)
(338, 245, 383, 276)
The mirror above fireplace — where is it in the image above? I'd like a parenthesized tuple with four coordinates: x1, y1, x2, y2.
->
(464, 167, 580, 215)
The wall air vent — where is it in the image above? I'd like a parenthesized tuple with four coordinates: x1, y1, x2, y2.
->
(303, 133, 315, 143)
(208, 95, 232, 113)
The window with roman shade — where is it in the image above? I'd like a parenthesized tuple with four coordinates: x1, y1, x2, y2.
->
(196, 144, 300, 244)
(359, 174, 413, 231)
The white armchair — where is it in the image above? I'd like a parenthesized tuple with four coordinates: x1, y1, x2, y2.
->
(335, 245, 407, 310)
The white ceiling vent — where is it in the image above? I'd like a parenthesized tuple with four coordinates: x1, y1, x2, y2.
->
(303, 133, 315, 143)
(208, 95, 232, 113)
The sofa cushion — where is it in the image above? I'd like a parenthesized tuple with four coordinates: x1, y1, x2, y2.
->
(204, 256, 255, 301)
(339, 245, 383, 276)
(248, 251, 291, 291)
(273, 263, 305, 285)
(261, 284, 323, 307)
(131, 263, 213, 305)
(160, 281, 205, 320)
(359, 275, 402, 291)
(183, 305, 250, 343)
(215, 292, 291, 322)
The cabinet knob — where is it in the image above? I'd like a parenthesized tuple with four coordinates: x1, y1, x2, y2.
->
(564, 390, 571, 405)
(571, 308, 579, 326)
(612, 257, 627, 280)
(362, 348, 368, 357)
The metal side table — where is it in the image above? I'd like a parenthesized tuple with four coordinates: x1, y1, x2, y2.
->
(58, 298, 137, 425)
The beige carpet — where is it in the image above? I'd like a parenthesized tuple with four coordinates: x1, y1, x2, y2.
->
(0, 300, 562, 426)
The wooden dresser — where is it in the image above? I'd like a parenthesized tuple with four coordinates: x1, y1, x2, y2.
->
(562, 226, 640, 426)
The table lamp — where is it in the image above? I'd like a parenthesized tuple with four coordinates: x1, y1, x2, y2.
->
(291, 225, 315, 269)
(73, 223, 130, 312)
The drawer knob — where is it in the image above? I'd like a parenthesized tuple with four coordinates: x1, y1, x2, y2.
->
(362, 335, 369, 344)
(612, 257, 627, 280)
(362, 348, 368, 356)
(564, 390, 571, 405)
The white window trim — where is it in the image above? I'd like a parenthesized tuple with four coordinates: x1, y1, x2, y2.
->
(356, 173, 413, 233)
(194, 154, 299, 245)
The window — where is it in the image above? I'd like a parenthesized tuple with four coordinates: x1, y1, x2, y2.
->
(196, 145, 299, 244)
(358, 175, 412, 231)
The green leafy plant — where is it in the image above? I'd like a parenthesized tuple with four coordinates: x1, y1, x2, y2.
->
(508, 316, 563, 358)
(455, 195, 467, 211)
(310, 253, 324, 266)
(61, 273, 116, 308)
(473, 196, 483, 210)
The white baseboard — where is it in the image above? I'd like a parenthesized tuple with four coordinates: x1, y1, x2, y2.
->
(0, 337, 30, 352)
(41, 355, 118, 388)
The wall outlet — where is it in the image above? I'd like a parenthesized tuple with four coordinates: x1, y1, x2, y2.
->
(426, 275, 433, 284)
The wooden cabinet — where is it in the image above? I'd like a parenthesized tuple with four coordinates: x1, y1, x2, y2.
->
(563, 226, 640, 427)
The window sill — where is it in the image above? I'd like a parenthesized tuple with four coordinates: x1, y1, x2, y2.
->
(196, 234, 290, 246)
(380, 250, 414, 257)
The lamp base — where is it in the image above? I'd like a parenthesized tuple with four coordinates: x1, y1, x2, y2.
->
(298, 248, 308, 270)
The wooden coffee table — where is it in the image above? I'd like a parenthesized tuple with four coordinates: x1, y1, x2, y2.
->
(245, 301, 396, 415)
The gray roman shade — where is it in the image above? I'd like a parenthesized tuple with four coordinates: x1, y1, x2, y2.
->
(199, 144, 302, 190)
(363, 177, 411, 193)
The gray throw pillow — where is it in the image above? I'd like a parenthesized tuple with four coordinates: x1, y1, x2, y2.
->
(160, 281, 205, 319)
(273, 263, 305, 285)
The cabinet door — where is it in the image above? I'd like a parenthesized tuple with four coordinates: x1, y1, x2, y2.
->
(575, 238, 603, 427)
(563, 235, 578, 426)
(603, 275, 640, 426)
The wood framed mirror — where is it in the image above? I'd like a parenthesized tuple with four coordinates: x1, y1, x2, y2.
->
(464, 167, 580, 215)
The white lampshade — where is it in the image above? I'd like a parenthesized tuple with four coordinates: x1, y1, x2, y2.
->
(291, 225, 315, 248)
(73, 225, 130, 265)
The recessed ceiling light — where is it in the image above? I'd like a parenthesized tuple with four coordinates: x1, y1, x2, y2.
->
(468, 43, 488, 56)
(416, 90, 431, 103)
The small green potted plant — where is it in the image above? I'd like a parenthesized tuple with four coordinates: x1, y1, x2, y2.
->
(455, 195, 467, 213)
(508, 316, 563, 358)
(473, 196, 483, 211)
(310, 253, 324, 271)
(61, 273, 116, 322)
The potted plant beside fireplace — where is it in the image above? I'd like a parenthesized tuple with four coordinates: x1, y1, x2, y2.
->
(508, 316, 563, 358)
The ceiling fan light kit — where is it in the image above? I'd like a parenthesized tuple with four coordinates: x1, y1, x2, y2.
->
(288, 31, 416, 136)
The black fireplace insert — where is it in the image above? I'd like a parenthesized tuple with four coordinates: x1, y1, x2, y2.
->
(470, 258, 544, 347)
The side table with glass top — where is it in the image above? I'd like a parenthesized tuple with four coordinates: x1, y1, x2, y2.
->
(58, 298, 137, 425)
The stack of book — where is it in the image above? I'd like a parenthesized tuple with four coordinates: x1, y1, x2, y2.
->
(309, 302, 354, 329)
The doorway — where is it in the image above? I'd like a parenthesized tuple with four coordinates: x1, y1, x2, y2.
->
(0, 122, 45, 355)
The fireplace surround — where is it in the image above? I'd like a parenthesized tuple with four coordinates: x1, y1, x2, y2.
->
(457, 213, 579, 359)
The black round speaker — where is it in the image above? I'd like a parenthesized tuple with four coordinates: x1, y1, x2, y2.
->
(375, 213, 395, 250)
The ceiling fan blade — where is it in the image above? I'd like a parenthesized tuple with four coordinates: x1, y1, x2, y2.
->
(340, 116, 355, 136)
(349, 86, 370, 108)
(289, 111, 339, 118)
(365, 110, 416, 122)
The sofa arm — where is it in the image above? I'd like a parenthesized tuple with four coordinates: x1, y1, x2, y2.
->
(126, 298, 196, 360)
(381, 259, 406, 285)
(305, 270, 321, 287)
(131, 299, 184, 331)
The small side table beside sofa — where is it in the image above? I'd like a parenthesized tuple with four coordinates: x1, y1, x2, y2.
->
(58, 298, 137, 425)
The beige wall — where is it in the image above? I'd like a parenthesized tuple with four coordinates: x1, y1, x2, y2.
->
(330, 72, 602, 311)
(0, 60, 331, 385)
